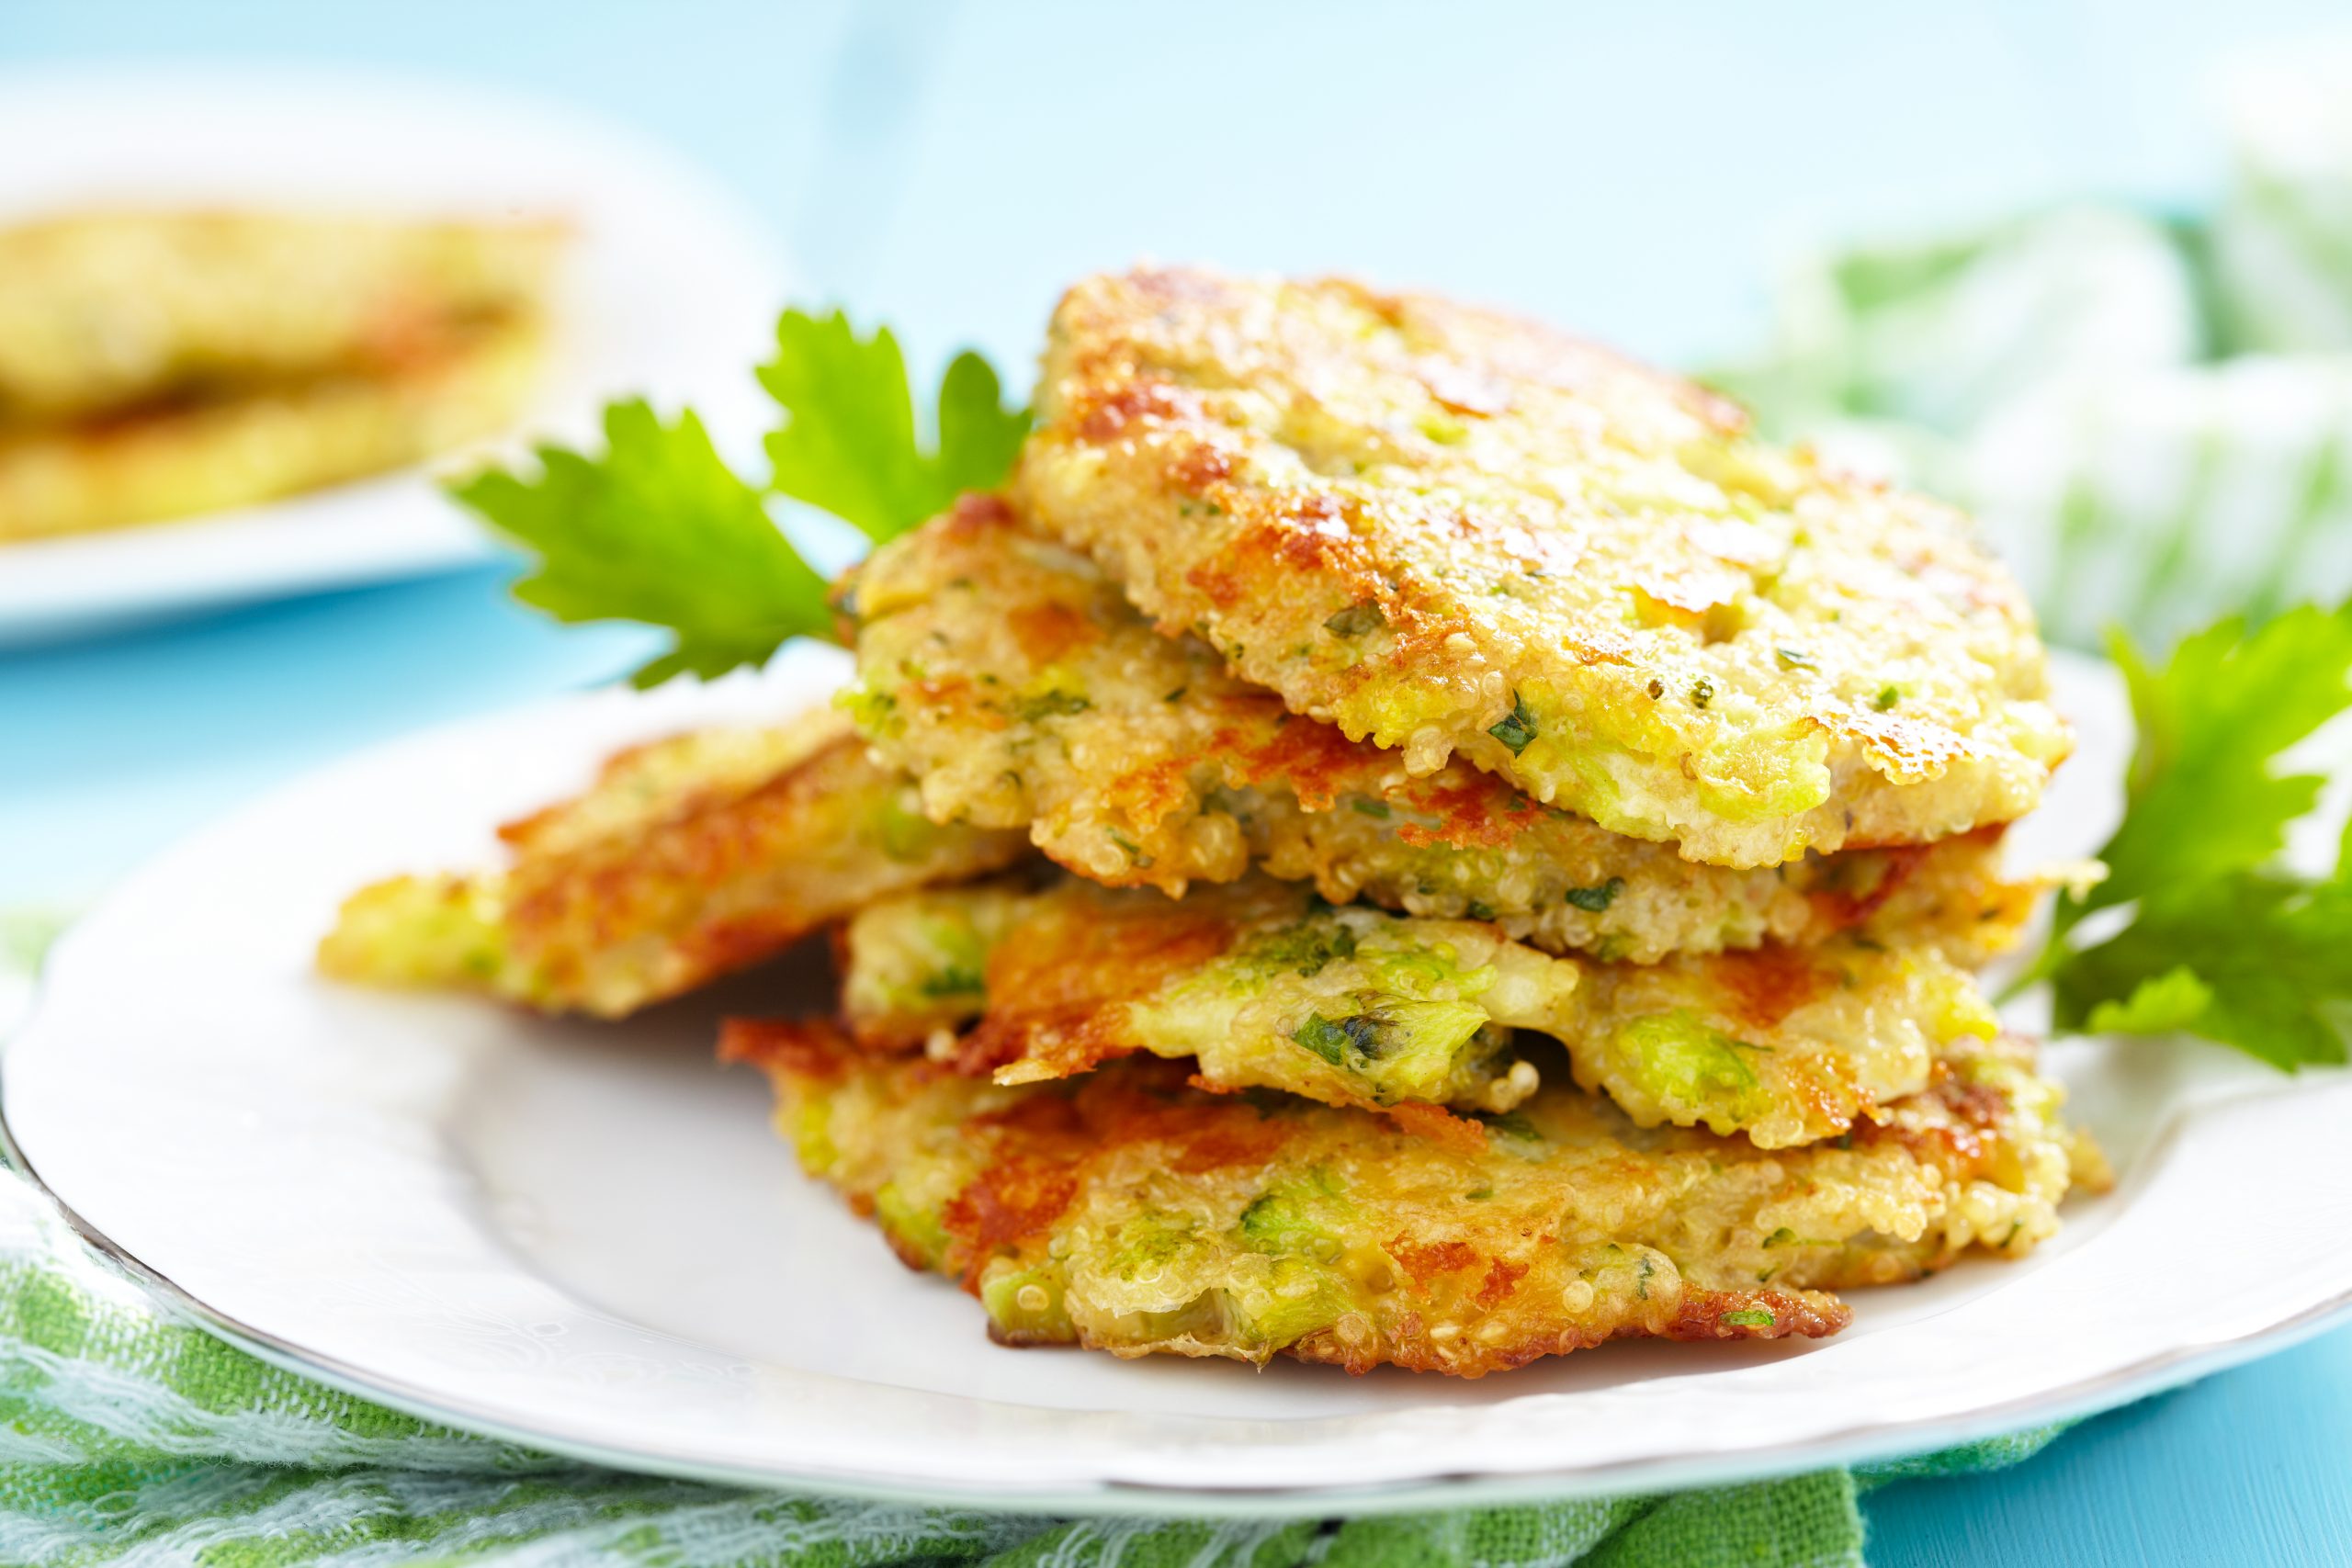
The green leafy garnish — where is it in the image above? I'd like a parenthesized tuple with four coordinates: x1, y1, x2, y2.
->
(759, 309, 1029, 544)
(2080, 604, 2352, 919)
(2052, 871, 2352, 1069)
(450, 309, 1027, 686)
(452, 401, 833, 688)
(2025, 599, 2352, 1068)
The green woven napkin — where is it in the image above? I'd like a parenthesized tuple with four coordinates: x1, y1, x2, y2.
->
(1707, 49, 2352, 657)
(0, 921, 2066, 1567)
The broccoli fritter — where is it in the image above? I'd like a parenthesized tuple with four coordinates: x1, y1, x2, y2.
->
(841, 874, 1573, 1118)
(1020, 267, 2070, 867)
(837, 874, 2003, 1146)
(732, 1022, 2098, 1377)
(318, 706, 1026, 1017)
(845, 495, 2040, 964)
(0, 312, 545, 541)
(1566, 937, 1997, 1148)
(0, 211, 563, 421)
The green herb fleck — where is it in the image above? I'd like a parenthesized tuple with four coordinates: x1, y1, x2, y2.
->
(1351, 798, 1393, 819)
(1487, 692, 1538, 754)
(1293, 1012, 1383, 1066)
(1324, 601, 1387, 638)
(918, 965, 984, 999)
(1564, 877, 1625, 914)
(1479, 1111, 1544, 1145)
(1010, 690, 1091, 721)
(1722, 1308, 1776, 1328)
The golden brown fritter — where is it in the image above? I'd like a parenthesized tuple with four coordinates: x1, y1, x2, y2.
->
(845, 495, 2040, 964)
(0, 210, 563, 421)
(1020, 267, 2070, 868)
(1564, 937, 1997, 1148)
(0, 312, 544, 541)
(318, 707, 1026, 1017)
(733, 1022, 2098, 1377)
(835, 874, 2004, 1147)
(839, 874, 1575, 1118)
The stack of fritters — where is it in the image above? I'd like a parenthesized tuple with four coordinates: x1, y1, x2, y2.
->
(326, 266, 2105, 1378)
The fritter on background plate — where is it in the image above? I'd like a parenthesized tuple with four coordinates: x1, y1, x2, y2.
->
(0, 311, 544, 541)
(730, 1022, 2100, 1377)
(319, 706, 1025, 1017)
(1021, 267, 2070, 867)
(845, 495, 2041, 964)
(0, 209, 563, 539)
(0, 211, 562, 421)
(833, 874, 2006, 1146)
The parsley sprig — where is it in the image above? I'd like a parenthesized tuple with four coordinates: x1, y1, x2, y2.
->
(2022, 600, 2352, 1068)
(452, 309, 1027, 687)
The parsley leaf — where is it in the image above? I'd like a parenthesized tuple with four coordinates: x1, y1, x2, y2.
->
(2029, 598, 2352, 1068)
(451, 400, 833, 688)
(2070, 602, 2352, 929)
(759, 308, 1029, 544)
(451, 308, 1029, 687)
(2053, 871, 2352, 1070)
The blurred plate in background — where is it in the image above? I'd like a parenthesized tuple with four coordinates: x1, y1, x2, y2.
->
(0, 64, 786, 646)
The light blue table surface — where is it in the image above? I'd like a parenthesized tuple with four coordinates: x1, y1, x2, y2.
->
(7, 5, 2351, 1561)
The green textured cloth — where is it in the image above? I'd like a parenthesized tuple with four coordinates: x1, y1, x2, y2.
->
(1708, 50, 2352, 655)
(0, 926, 2066, 1566)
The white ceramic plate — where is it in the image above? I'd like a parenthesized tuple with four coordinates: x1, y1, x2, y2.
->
(0, 64, 784, 645)
(7, 649, 2350, 1516)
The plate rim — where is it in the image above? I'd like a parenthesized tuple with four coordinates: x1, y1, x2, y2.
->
(8, 649, 2352, 1517)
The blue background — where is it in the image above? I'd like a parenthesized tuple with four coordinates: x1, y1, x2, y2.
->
(6, 5, 2350, 1561)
